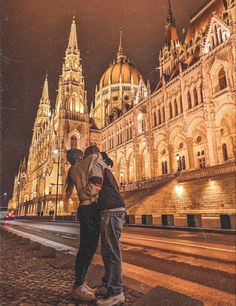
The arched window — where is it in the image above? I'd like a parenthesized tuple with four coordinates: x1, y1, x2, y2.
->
(222, 143, 228, 161)
(162, 162, 165, 175)
(153, 112, 157, 127)
(137, 112, 146, 133)
(218, 67, 227, 91)
(200, 84, 204, 103)
(142, 116, 146, 132)
(174, 100, 178, 116)
(187, 91, 192, 109)
(180, 97, 183, 113)
(193, 87, 198, 106)
(164, 161, 168, 174)
(162, 161, 168, 174)
(218, 28, 222, 44)
(197, 150, 206, 168)
(158, 109, 162, 125)
(71, 135, 77, 149)
(214, 24, 219, 46)
(182, 156, 186, 170)
(169, 103, 173, 119)
(162, 107, 165, 122)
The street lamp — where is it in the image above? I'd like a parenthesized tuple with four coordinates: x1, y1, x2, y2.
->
(17, 182, 20, 216)
(176, 154, 181, 172)
(3, 192, 7, 207)
(53, 149, 61, 221)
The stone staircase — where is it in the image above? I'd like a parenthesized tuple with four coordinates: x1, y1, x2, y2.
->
(121, 174, 177, 211)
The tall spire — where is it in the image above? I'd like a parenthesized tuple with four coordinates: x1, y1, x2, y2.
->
(41, 74, 49, 102)
(117, 30, 127, 62)
(35, 74, 51, 122)
(165, 0, 179, 44)
(167, 0, 174, 25)
(67, 16, 78, 52)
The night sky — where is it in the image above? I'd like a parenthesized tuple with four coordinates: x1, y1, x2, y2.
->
(1, 0, 206, 202)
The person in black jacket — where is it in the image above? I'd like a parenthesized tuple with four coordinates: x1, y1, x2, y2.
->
(96, 152, 126, 306)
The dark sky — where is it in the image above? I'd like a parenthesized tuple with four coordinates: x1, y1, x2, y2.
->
(1, 0, 206, 202)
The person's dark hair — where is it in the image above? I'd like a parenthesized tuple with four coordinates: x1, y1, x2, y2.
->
(66, 149, 83, 165)
(101, 152, 114, 168)
(84, 145, 100, 158)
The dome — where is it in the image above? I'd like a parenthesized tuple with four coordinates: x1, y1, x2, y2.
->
(99, 61, 144, 88)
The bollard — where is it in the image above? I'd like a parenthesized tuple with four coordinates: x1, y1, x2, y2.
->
(25, 241, 41, 251)
(34, 245, 56, 258)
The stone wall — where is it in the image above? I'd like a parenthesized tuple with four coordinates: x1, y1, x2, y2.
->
(127, 174, 236, 216)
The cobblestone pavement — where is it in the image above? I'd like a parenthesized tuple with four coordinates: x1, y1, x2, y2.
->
(0, 228, 143, 306)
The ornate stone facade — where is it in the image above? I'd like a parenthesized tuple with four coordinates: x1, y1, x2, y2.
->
(9, 0, 236, 220)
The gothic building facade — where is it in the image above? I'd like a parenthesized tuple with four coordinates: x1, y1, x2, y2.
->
(10, 0, 236, 224)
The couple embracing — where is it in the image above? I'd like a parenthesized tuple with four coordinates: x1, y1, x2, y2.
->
(65, 145, 125, 306)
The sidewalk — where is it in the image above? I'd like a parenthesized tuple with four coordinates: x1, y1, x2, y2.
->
(0, 227, 143, 306)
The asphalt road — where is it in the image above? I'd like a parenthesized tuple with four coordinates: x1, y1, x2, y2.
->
(1, 220, 235, 306)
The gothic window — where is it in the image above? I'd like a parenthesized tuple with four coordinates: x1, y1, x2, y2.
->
(187, 91, 192, 109)
(71, 135, 77, 149)
(169, 103, 173, 119)
(222, 143, 228, 161)
(72, 94, 77, 111)
(174, 100, 178, 116)
(142, 116, 146, 132)
(182, 156, 186, 170)
(164, 161, 168, 174)
(193, 87, 198, 106)
(153, 111, 157, 127)
(197, 150, 206, 168)
(162, 162, 165, 175)
(214, 24, 219, 46)
(218, 28, 222, 44)
(137, 112, 146, 133)
(162, 107, 165, 122)
(218, 67, 227, 91)
(130, 126, 132, 139)
(158, 109, 161, 125)
(180, 97, 183, 113)
(200, 84, 204, 103)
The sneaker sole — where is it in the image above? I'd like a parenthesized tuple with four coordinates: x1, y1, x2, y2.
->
(98, 298, 125, 306)
(71, 292, 96, 302)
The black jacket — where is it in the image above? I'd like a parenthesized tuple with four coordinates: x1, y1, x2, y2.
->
(97, 168, 125, 211)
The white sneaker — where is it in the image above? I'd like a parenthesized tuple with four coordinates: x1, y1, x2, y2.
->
(72, 284, 96, 301)
(96, 292, 125, 306)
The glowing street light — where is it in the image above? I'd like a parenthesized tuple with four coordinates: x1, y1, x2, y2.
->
(53, 149, 61, 221)
(176, 154, 181, 172)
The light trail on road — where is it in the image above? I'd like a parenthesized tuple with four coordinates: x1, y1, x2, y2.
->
(1, 220, 235, 306)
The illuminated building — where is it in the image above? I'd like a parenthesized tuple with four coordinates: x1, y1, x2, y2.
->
(9, 0, 236, 228)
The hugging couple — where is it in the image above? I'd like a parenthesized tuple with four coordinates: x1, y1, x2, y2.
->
(65, 145, 126, 306)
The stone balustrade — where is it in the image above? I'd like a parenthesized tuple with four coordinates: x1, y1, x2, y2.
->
(178, 160, 236, 182)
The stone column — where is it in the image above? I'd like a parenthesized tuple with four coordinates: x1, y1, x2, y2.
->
(215, 128, 224, 164)
(206, 127, 219, 166)
(153, 151, 159, 177)
(125, 160, 130, 183)
(168, 144, 174, 173)
(186, 137, 195, 169)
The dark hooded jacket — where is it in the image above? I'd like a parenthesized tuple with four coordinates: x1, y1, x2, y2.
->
(97, 168, 125, 211)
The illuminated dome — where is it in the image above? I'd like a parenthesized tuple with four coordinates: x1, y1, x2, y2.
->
(99, 61, 144, 88)
(92, 31, 147, 129)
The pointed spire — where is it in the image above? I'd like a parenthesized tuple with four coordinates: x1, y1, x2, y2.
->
(117, 30, 127, 62)
(167, 0, 174, 25)
(67, 16, 78, 52)
(165, 0, 179, 44)
(41, 74, 49, 102)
